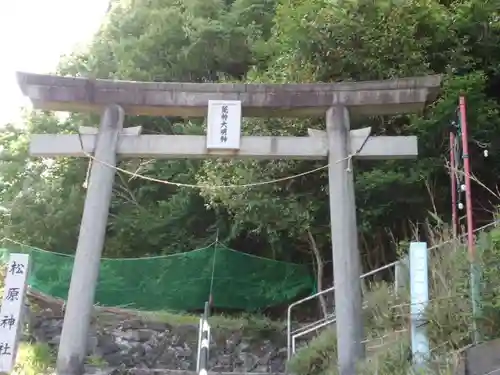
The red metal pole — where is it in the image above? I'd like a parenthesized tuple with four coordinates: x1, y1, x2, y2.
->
(459, 96, 482, 343)
(459, 96, 475, 261)
(450, 132, 458, 238)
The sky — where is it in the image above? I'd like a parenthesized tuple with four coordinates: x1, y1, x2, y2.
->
(0, 0, 109, 125)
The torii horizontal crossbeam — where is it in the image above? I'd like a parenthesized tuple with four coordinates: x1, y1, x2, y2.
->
(29, 134, 418, 160)
(16, 72, 441, 117)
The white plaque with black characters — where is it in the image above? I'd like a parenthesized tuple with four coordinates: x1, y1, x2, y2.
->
(0, 253, 30, 373)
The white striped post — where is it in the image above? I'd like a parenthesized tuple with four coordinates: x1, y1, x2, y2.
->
(198, 301, 211, 375)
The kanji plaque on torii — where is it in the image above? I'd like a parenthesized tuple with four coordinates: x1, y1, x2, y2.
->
(17, 72, 441, 375)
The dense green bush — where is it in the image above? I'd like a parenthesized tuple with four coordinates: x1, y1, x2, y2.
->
(288, 328, 337, 375)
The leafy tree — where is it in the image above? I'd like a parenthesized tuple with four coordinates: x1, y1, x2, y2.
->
(0, 113, 86, 252)
(0, 0, 279, 258)
(0, 0, 499, 288)
(197, 0, 500, 271)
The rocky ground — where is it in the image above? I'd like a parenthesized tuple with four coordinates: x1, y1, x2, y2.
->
(24, 294, 288, 375)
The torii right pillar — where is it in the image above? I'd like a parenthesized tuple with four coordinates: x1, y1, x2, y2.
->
(324, 101, 434, 374)
(326, 106, 362, 375)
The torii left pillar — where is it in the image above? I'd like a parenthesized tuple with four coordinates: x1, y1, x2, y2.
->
(56, 105, 124, 375)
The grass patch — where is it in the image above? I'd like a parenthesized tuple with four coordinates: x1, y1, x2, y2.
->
(141, 309, 284, 334)
(85, 354, 108, 367)
(0, 263, 54, 374)
(12, 342, 55, 375)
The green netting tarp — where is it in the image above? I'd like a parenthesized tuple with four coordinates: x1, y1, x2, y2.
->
(0, 244, 314, 311)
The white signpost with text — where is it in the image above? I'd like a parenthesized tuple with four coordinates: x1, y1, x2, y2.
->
(206, 100, 242, 150)
(409, 242, 430, 368)
(0, 253, 30, 374)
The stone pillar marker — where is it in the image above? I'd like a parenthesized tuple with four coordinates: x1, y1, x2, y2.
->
(16, 71, 441, 375)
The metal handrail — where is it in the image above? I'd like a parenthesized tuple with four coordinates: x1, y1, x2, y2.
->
(286, 285, 335, 359)
(286, 261, 399, 360)
(290, 300, 373, 356)
(292, 314, 338, 354)
(292, 313, 336, 336)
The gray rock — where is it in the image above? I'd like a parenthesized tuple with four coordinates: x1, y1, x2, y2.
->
(25, 306, 287, 374)
(137, 329, 156, 342)
(143, 321, 169, 332)
(121, 319, 143, 330)
(98, 334, 122, 355)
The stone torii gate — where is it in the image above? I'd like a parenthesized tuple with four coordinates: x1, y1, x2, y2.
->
(16, 72, 441, 375)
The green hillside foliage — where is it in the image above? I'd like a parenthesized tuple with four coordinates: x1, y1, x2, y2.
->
(0, 0, 499, 301)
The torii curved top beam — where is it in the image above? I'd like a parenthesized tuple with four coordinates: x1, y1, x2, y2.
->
(16, 72, 441, 117)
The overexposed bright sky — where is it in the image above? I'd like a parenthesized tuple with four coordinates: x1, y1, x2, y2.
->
(0, 0, 109, 125)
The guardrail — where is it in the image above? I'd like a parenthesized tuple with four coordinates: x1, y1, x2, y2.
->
(291, 314, 337, 355)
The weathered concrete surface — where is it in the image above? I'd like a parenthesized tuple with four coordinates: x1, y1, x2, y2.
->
(16, 72, 441, 117)
(29, 134, 418, 160)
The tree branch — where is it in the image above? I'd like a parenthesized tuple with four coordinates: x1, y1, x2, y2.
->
(307, 227, 328, 319)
